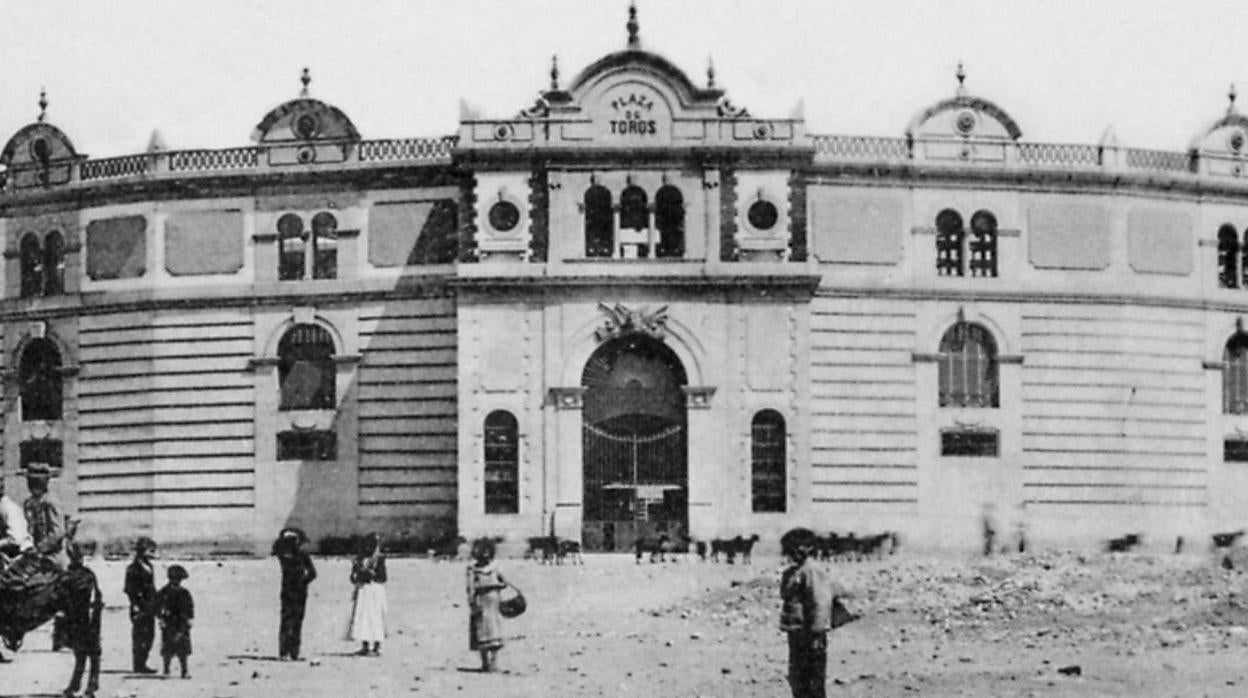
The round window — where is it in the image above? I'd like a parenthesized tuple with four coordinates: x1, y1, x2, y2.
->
(294, 113, 320, 140)
(277, 214, 304, 238)
(1230, 129, 1246, 153)
(747, 200, 779, 231)
(30, 138, 51, 163)
(955, 110, 977, 136)
(489, 201, 521, 232)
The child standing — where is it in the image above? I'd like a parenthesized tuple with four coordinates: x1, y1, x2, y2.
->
(273, 527, 316, 661)
(347, 533, 387, 656)
(60, 541, 102, 698)
(780, 527, 846, 698)
(466, 538, 508, 672)
(155, 565, 194, 679)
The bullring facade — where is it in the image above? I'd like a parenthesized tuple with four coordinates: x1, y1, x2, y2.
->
(3, 9, 1248, 553)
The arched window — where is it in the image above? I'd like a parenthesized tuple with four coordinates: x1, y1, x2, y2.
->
(938, 322, 999, 408)
(1225, 334, 1248, 414)
(1219, 225, 1240, 289)
(278, 323, 336, 410)
(43, 231, 65, 296)
(620, 185, 649, 232)
(655, 185, 685, 258)
(968, 211, 998, 278)
(935, 209, 965, 277)
(311, 212, 338, 280)
(584, 185, 614, 258)
(751, 410, 786, 513)
(484, 410, 520, 514)
(20, 233, 43, 298)
(277, 214, 306, 281)
(20, 338, 62, 421)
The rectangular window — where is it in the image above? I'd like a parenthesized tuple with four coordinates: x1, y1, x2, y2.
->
(968, 232, 997, 277)
(1225, 439, 1248, 462)
(277, 431, 337, 461)
(935, 231, 964, 276)
(941, 431, 999, 457)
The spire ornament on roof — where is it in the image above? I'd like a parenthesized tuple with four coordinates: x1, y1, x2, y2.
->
(299, 67, 311, 97)
(627, 1, 640, 50)
(955, 61, 967, 97)
(707, 56, 716, 89)
(550, 55, 560, 91)
(37, 88, 48, 122)
(1230, 83, 1239, 115)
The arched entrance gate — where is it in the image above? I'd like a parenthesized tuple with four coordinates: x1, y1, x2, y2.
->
(580, 334, 688, 552)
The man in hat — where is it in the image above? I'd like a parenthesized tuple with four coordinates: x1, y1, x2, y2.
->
(779, 527, 849, 698)
(22, 462, 65, 557)
(124, 536, 159, 673)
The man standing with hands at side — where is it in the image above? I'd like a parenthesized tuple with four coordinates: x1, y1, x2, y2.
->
(124, 536, 158, 674)
(780, 527, 849, 698)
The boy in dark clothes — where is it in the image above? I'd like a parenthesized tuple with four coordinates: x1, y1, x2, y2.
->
(60, 542, 102, 698)
(272, 527, 316, 660)
(155, 565, 194, 678)
(123, 536, 158, 673)
(780, 527, 848, 698)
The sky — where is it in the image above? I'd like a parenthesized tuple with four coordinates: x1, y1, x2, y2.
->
(0, 0, 1244, 157)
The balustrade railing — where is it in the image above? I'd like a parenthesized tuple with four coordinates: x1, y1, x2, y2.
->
(358, 137, 457, 162)
(811, 134, 910, 160)
(79, 154, 150, 181)
(168, 147, 260, 172)
(1017, 142, 1101, 167)
(1125, 147, 1193, 173)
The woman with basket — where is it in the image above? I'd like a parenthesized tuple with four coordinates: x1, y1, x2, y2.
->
(465, 538, 523, 673)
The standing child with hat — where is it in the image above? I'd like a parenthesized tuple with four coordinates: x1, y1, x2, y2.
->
(466, 537, 514, 673)
(123, 536, 159, 674)
(779, 527, 850, 698)
(155, 565, 194, 679)
(272, 527, 316, 661)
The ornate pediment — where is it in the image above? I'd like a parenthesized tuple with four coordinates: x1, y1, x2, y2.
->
(594, 302, 669, 343)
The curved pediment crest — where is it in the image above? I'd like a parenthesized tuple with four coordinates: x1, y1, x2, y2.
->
(906, 94, 1022, 142)
(251, 97, 361, 144)
(1, 121, 79, 168)
(1190, 87, 1248, 156)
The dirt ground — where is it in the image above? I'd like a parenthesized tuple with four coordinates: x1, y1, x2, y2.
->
(4, 549, 1248, 697)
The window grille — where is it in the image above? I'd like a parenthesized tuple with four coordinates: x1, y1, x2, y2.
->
(1224, 334, 1248, 414)
(277, 214, 306, 281)
(751, 410, 786, 513)
(1220, 225, 1240, 288)
(278, 323, 336, 410)
(655, 185, 685, 258)
(935, 209, 965, 276)
(20, 338, 62, 421)
(484, 410, 519, 514)
(938, 322, 999, 408)
(941, 430, 999, 456)
(968, 211, 998, 278)
(311, 212, 337, 280)
(277, 431, 337, 461)
(20, 234, 43, 298)
(43, 231, 65, 295)
(584, 186, 614, 258)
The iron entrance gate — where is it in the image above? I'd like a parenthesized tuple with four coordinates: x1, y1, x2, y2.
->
(582, 415, 687, 552)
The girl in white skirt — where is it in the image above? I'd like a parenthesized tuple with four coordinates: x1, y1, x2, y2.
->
(347, 533, 387, 656)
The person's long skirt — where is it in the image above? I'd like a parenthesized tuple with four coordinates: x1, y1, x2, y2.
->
(348, 582, 387, 643)
(468, 590, 503, 651)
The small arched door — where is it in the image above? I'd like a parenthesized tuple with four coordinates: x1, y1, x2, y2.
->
(581, 334, 688, 552)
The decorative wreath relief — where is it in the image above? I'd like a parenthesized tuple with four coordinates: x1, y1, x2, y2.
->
(747, 200, 779, 231)
(297, 146, 317, 164)
(494, 123, 515, 141)
(293, 112, 321, 140)
(1229, 129, 1246, 154)
(955, 110, 977, 136)
(488, 201, 521, 233)
(29, 137, 51, 163)
(753, 122, 773, 140)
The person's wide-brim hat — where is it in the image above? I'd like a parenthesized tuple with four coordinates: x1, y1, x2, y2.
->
(279, 526, 309, 543)
(133, 536, 158, 552)
(18, 461, 55, 479)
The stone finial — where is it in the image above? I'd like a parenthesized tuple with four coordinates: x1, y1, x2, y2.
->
(146, 129, 167, 153)
(955, 61, 966, 97)
(627, 0, 640, 50)
(37, 87, 47, 122)
(299, 67, 311, 97)
(550, 55, 560, 91)
(707, 56, 716, 89)
(1230, 83, 1239, 115)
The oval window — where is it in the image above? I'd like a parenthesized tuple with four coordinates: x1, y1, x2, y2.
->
(747, 200, 779, 231)
(489, 201, 521, 232)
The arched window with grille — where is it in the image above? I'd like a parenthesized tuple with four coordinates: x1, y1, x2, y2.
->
(484, 410, 519, 514)
(620, 185, 649, 232)
(43, 231, 65, 296)
(1220, 225, 1241, 289)
(311, 212, 338, 280)
(935, 209, 965, 276)
(655, 185, 685, 258)
(278, 323, 336, 410)
(20, 234, 43, 298)
(277, 214, 306, 281)
(938, 322, 999, 408)
(969, 210, 998, 278)
(20, 338, 62, 421)
(751, 410, 786, 513)
(584, 185, 614, 258)
(1225, 333, 1248, 414)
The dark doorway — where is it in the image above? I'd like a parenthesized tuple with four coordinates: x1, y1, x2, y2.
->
(581, 335, 688, 552)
